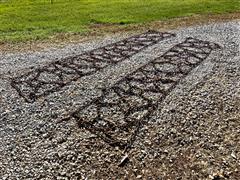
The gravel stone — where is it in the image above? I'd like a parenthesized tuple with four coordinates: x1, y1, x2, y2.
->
(0, 20, 239, 179)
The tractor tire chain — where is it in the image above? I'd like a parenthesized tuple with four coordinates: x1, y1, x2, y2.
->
(70, 37, 221, 149)
(11, 31, 175, 102)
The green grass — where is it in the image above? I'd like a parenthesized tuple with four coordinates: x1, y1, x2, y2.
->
(0, 0, 239, 42)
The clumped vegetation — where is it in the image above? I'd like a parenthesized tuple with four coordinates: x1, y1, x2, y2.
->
(0, 0, 239, 42)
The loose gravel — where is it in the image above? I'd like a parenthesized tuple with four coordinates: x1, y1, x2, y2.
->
(0, 20, 239, 179)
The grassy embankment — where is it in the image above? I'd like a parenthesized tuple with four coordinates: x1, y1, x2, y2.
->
(0, 0, 239, 43)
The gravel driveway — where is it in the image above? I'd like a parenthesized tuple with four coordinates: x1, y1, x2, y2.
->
(0, 21, 239, 179)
